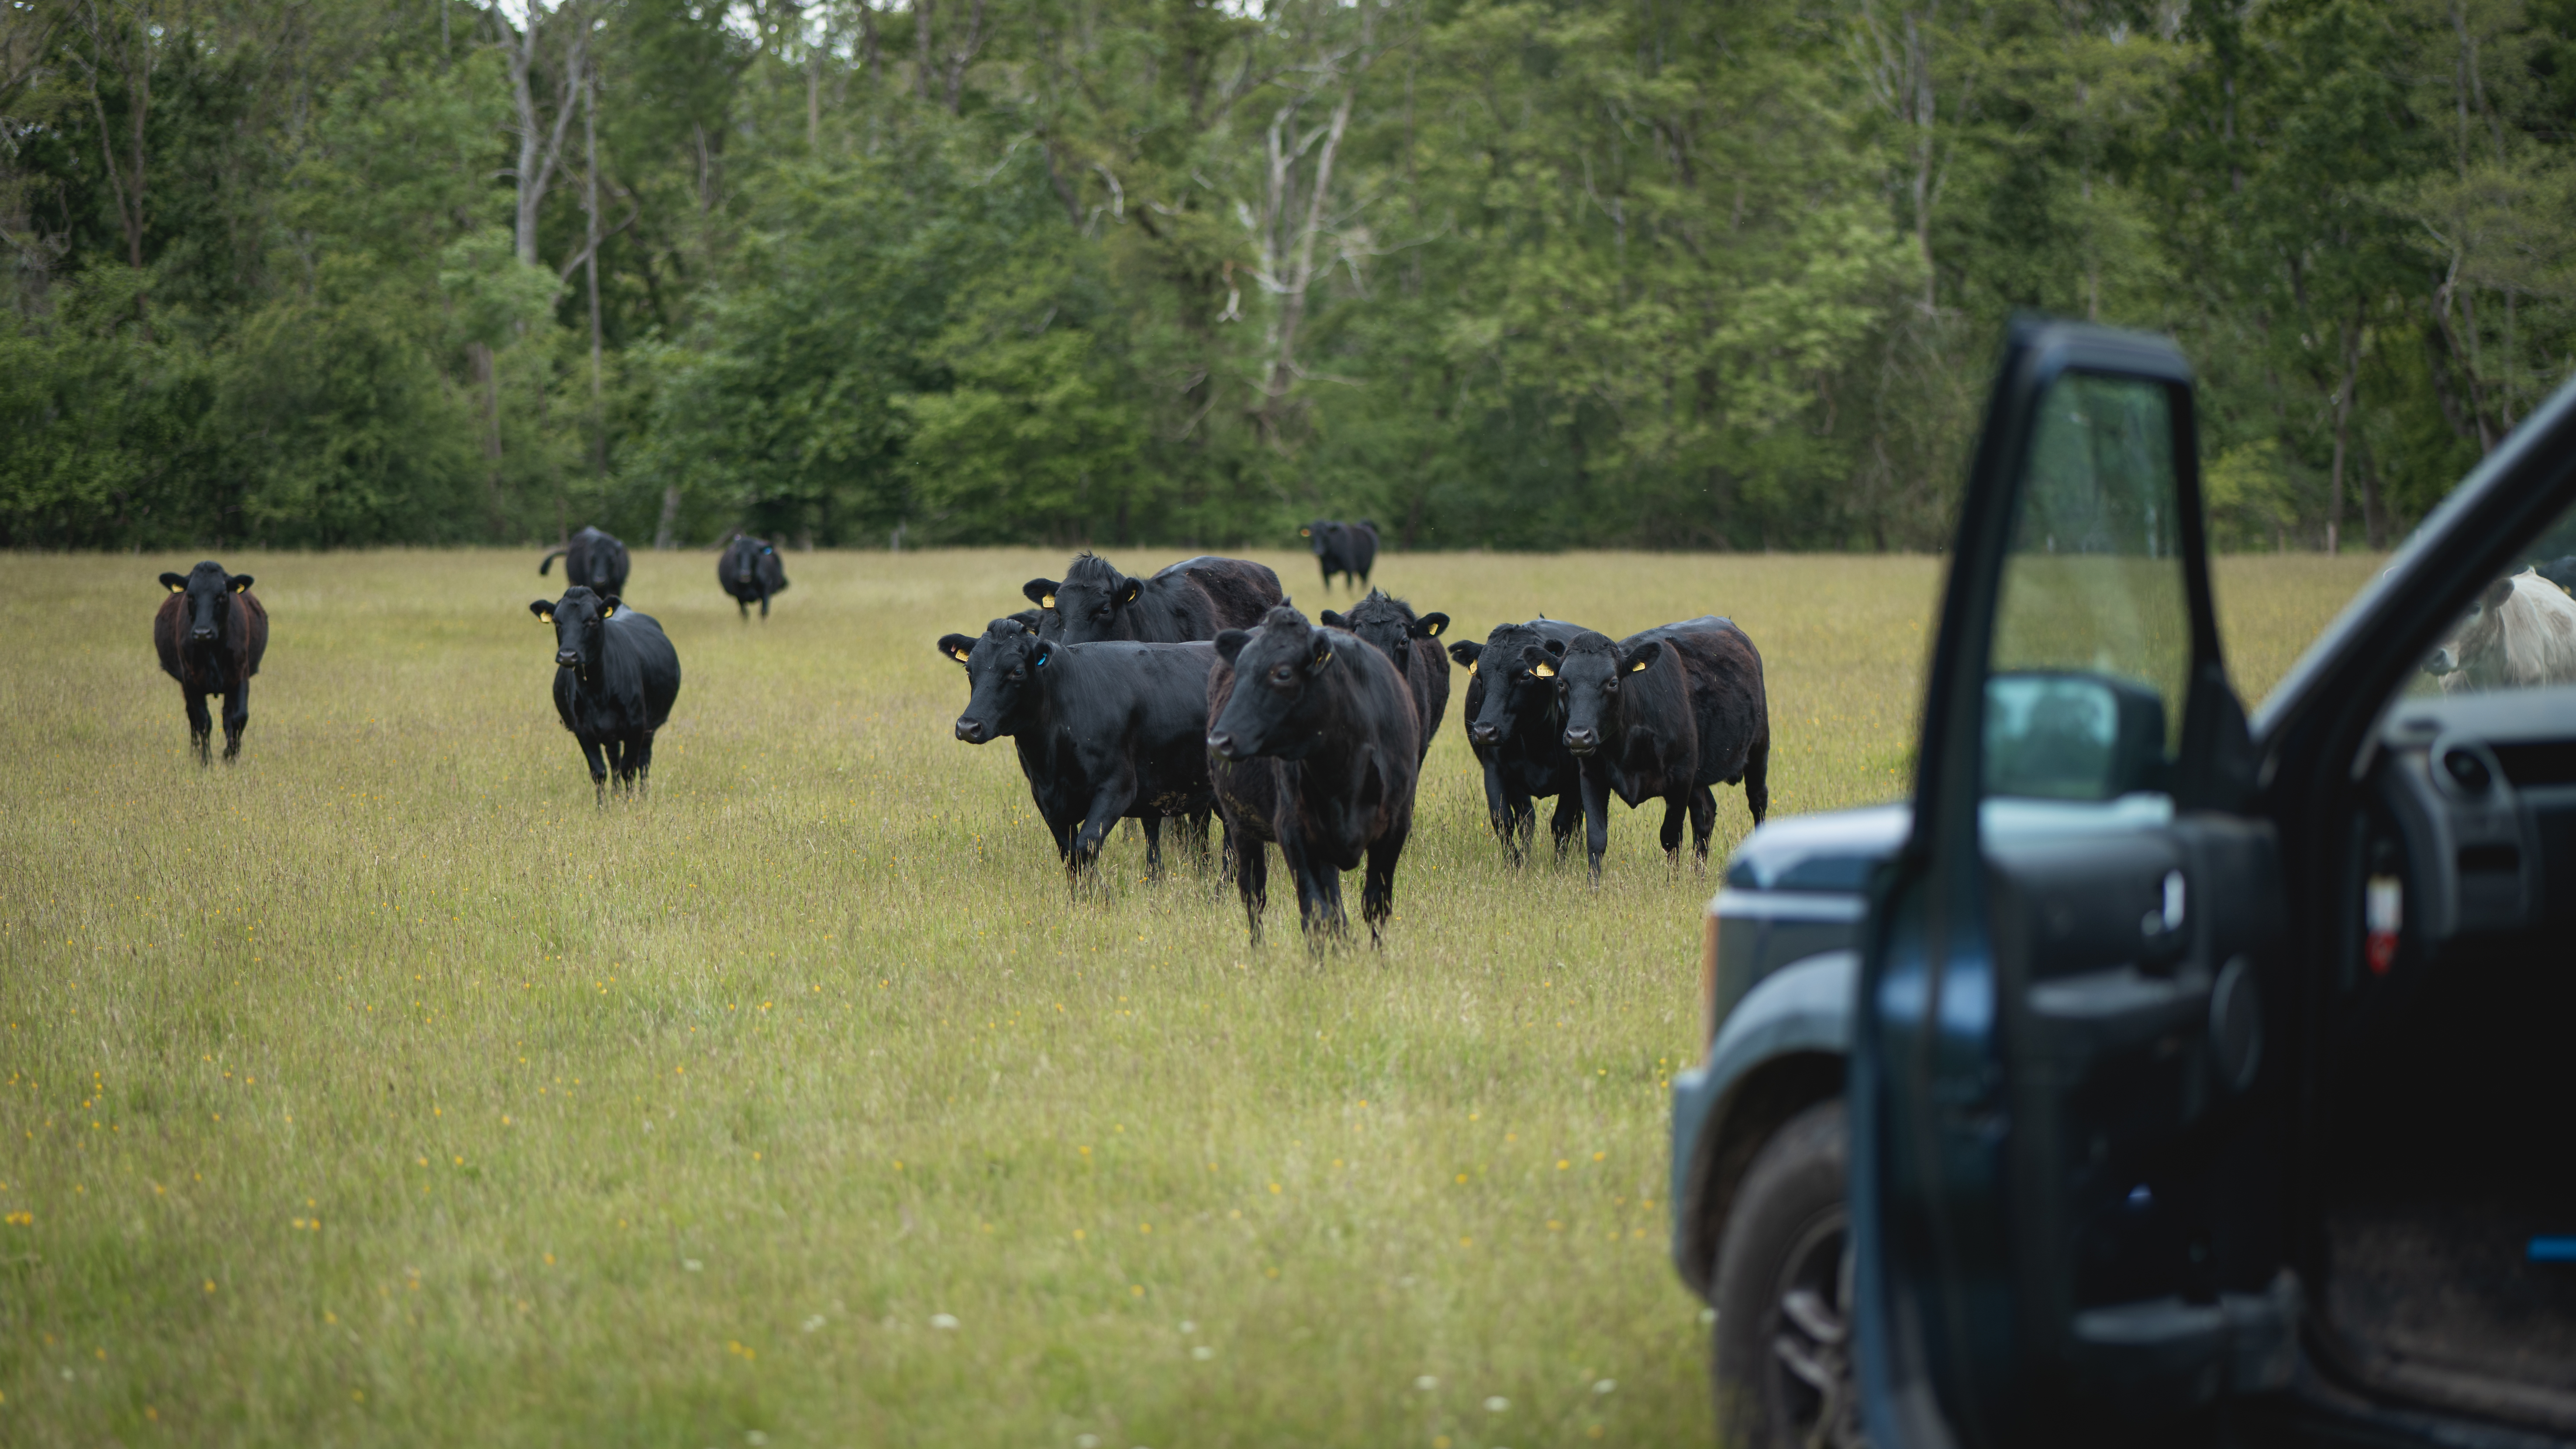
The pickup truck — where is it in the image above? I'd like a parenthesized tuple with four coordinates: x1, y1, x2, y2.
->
(1668, 318, 2576, 1449)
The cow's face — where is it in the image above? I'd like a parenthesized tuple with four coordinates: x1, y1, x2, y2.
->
(1035, 561, 1143, 645)
(160, 561, 251, 647)
(1324, 595, 1448, 673)
(1456, 625, 1566, 747)
(1304, 521, 1334, 558)
(729, 535, 772, 586)
(531, 587, 619, 682)
(944, 621, 1048, 743)
(2427, 576, 2518, 690)
(1208, 608, 1334, 761)
(1557, 634, 1659, 756)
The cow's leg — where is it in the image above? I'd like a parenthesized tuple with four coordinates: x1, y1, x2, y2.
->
(220, 680, 251, 762)
(183, 687, 214, 766)
(1234, 827, 1268, 944)
(1141, 814, 1165, 880)
(1481, 761, 1513, 850)
(1362, 817, 1410, 947)
(1659, 792, 1691, 866)
(631, 731, 657, 796)
(578, 736, 611, 803)
(1186, 807, 1215, 877)
(759, 586, 771, 619)
(1743, 734, 1771, 825)
(1549, 792, 1582, 859)
(738, 597, 750, 620)
(1069, 780, 1138, 881)
(1580, 771, 1611, 883)
(1689, 785, 1717, 866)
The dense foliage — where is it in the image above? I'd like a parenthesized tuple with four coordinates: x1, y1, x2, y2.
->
(6, 0, 2573, 551)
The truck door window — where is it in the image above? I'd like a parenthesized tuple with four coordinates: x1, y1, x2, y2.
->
(1986, 373, 2192, 800)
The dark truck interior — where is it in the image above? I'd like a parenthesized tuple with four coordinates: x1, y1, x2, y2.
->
(2321, 676, 2576, 1433)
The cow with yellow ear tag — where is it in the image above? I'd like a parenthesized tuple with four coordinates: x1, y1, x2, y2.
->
(153, 560, 269, 766)
(1318, 589, 1452, 765)
(1555, 616, 1769, 884)
(1448, 617, 1592, 864)
(529, 586, 681, 804)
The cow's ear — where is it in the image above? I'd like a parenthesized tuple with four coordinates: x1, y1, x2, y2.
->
(1414, 613, 1449, 638)
(598, 594, 621, 618)
(529, 600, 555, 622)
(1624, 642, 1660, 674)
(1308, 629, 1335, 670)
(1214, 629, 1250, 666)
(2483, 576, 2517, 610)
(1543, 637, 1567, 657)
(160, 573, 187, 592)
(229, 574, 254, 593)
(1115, 576, 1143, 607)
(1299, 527, 1311, 538)
(1319, 609, 1348, 629)
(1031, 643, 1053, 669)
(1023, 578, 1059, 609)
(937, 634, 976, 665)
(1448, 640, 1482, 671)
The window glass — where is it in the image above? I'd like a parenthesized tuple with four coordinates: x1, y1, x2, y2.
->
(2409, 497, 2576, 697)
(1986, 374, 2193, 800)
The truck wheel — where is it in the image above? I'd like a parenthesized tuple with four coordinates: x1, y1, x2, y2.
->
(1711, 1097, 1860, 1449)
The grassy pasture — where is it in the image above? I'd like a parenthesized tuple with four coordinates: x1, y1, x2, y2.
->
(0, 547, 2376, 1447)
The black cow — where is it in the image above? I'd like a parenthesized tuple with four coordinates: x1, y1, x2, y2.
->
(1301, 520, 1379, 592)
(1321, 590, 1451, 763)
(154, 561, 269, 765)
(1023, 553, 1283, 645)
(1448, 618, 1591, 863)
(1205, 605, 1420, 946)
(528, 586, 681, 801)
(539, 526, 631, 597)
(719, 534, 790, 619)
(1555, 616, 1770, 880)
(937, 618, 1217, 880)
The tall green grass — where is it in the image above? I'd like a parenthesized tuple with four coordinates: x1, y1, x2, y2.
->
(0, 547, 2374, 1446)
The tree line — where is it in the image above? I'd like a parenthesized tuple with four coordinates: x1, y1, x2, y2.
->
(5, 0, 2572, 553)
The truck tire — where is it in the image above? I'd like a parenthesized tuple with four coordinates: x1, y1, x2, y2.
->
(1711, 1097, 1860, 1449)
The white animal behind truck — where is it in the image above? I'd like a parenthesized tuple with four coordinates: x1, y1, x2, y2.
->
(2426, 569, 2576, 691)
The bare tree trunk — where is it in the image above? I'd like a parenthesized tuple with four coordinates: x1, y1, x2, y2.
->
(655, 486, 682, 550)
(69, 0, 152, 324)
(508, 1, 587, 269)
(583, 56, 605, 479)
(1906, 6, 1938, 312)
(943, 0, 984, 112)
(1258, 75, 1355, 434)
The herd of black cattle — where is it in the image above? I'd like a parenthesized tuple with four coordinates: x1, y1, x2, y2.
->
(149, 518, 1771, 945)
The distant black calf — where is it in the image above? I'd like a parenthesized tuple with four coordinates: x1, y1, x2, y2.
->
(528, 586, 681, 801)
(937, 618, 1217, 880)
(1206, 606, 1420, 946)
(155, 561, 269, 765)
(719, 534, 790, 618)
(1302, 520, 1379, 592)
(1556, 616, 1770, 880)
(1448, 618, 1590, 862)
(1024, 552, 1283, 644)
(1321, 590, 1451, 762)
(539, 525, 631, 596)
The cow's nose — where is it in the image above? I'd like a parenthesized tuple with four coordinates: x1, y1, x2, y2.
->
(189, 627, 216, 642)
(1469, 722, 1499, 745)
(1563, 728, 1598, 754)
(2425, 649, 2456, 676)
(1206, 730, 1238, 760)
(556, 650, 580, 668)
(955, 718, 985, 743)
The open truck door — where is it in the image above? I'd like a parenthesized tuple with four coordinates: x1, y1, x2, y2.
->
(1850, 318, 2296, 1448)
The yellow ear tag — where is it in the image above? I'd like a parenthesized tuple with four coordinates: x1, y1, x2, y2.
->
(1466, 659, 1477, 675)
(1535, 662, 1555, 678)
(1318, 650, 1332, 666)
(168, 583, 183, 593)
(1426, 621, 1443, 636)
(601, 606, 615, 618)
(1629, 659, 1648, 673)
(1041, 594, 1056, 609)
(539, 611, 554, 623)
